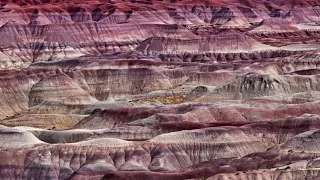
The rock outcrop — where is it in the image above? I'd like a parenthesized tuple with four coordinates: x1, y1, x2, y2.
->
(0, 0, 319, 179)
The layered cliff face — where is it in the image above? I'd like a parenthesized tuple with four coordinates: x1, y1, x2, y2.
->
(0, 0, 320, 179)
